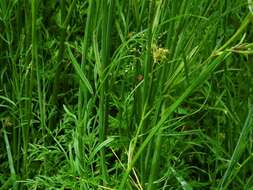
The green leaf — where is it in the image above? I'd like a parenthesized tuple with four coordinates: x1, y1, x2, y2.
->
(88, 137, 114, 162)
(170, 166, 193, 190)
(67, 45, 94, 95)
(0, 95, 16, 107)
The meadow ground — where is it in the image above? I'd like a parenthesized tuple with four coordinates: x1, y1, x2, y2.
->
(1, 0, 253, 189)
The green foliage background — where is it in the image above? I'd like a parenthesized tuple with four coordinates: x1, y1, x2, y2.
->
(0, 0, 253, 189)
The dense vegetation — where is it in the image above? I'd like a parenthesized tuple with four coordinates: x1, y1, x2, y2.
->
(1, 0, 253, 189)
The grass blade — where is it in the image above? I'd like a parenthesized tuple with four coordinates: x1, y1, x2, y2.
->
(219, 101, 253, 189)
(67, 45, 94, 95)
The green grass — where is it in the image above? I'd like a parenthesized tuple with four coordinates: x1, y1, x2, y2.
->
(1, 0, 253, 189)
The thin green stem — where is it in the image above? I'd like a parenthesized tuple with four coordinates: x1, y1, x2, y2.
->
(3, 129, 17, 190)
(139, 0, 156, 185)
(99, 0, 115, 184)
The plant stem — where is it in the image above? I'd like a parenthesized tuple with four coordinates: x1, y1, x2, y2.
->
(99, 0, 115, 184)
(140, 0, 156, 185)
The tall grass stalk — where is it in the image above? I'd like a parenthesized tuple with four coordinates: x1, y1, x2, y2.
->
(3, 129, 17, 190)
(22, 0, 33, 180)
(139, 0, 156, 185)
(78, 0, 95, 118)
(99, 0, 115, 184)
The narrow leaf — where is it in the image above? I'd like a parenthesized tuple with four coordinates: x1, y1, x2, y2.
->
(89, 137, 114, 162)
(67, 45, 94, 94)
(0, 95, 16, 107)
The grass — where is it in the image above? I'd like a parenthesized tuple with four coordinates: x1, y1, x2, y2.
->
(0, 0, 253, 189)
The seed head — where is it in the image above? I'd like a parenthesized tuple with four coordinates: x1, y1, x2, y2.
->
(152, 44, 170, 63)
